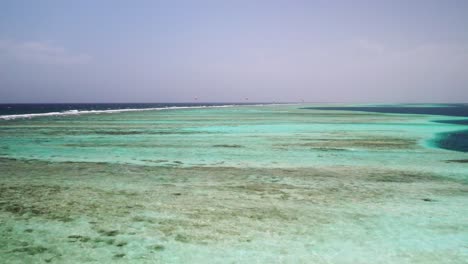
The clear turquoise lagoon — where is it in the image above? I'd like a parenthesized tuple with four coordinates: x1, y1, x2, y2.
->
(0, 104, 467, 263)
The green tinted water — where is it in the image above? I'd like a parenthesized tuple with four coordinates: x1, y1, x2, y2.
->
(0, 105, 467, 263)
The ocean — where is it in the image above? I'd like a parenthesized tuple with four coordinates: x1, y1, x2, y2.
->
(0, 103, 259, 120)
(304, 104, 468, 152)
(0, 103, 467, 263)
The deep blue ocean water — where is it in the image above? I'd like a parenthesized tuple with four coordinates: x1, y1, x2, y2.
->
(0, 103, 254, 116)
(303, 104, 468, 153)
(303, 104, 468, 117)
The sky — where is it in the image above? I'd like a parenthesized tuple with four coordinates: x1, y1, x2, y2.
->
(0, 0, 467, 103)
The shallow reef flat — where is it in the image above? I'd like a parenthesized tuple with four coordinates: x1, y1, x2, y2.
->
(0, 105, 467, 263)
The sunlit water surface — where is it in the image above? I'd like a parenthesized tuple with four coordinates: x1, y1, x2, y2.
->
(0, 104, 467, 263)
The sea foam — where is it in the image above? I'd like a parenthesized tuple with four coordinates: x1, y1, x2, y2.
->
(0, 105, 239, 120)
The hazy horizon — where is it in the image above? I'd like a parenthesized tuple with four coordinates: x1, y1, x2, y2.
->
(1, 0, 467, 103)
(1, 101, 468, 105)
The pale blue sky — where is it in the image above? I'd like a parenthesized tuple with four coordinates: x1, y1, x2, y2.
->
(0, 0, 467, 103)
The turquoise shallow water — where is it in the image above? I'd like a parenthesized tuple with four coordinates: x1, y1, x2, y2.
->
(303, 104, 468, 153)
(0, 104, 467, 263)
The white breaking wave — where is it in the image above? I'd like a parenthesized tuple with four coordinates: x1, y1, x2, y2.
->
(0, 104, 269, 120)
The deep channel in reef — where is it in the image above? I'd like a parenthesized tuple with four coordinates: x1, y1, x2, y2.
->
(432, 129, 468, 153)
